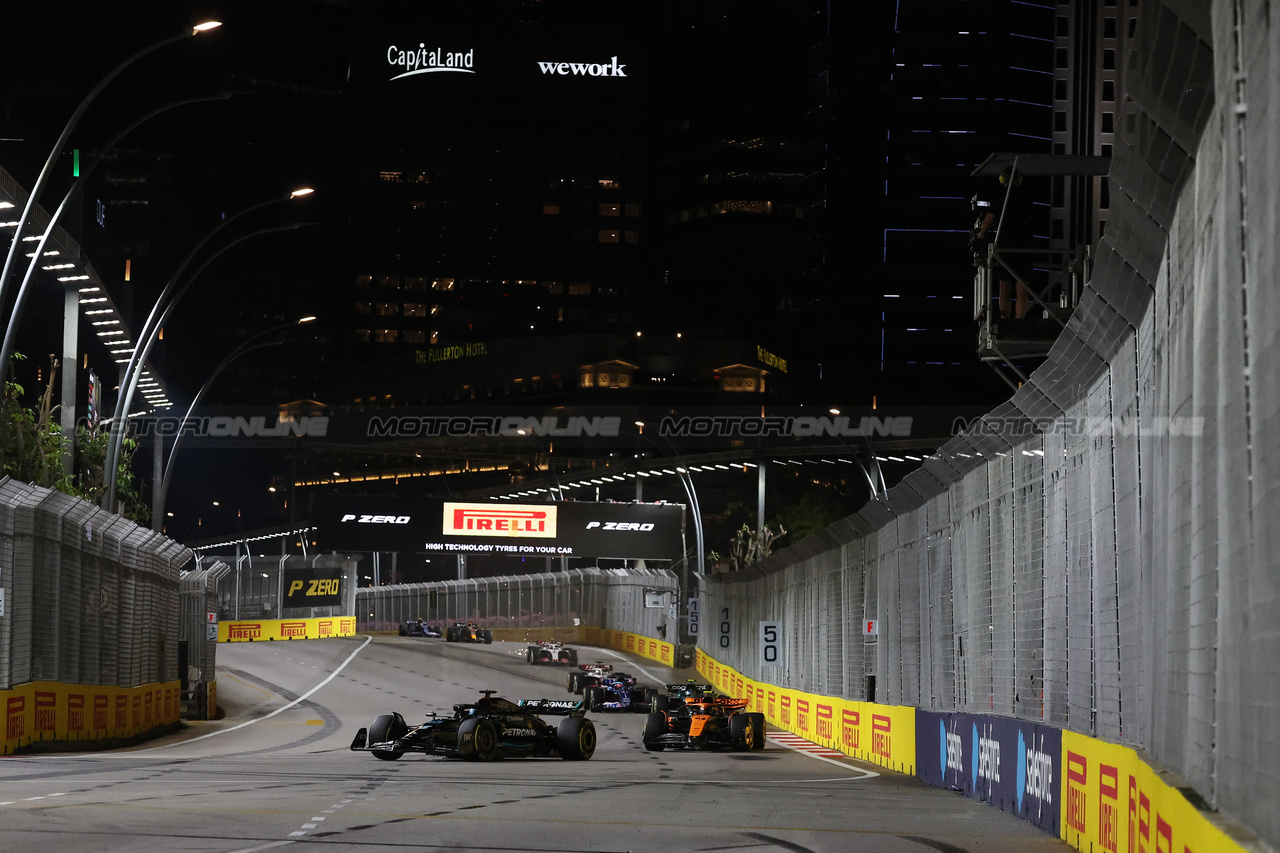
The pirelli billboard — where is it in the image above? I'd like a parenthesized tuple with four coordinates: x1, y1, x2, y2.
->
(311, 496, 684, 560)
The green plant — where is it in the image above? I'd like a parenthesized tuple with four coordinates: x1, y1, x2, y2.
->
(1, 353, 147, 523)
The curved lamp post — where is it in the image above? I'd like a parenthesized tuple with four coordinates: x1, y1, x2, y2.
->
(152, 316, 316, 529)
(102, 199, 313, 510)
(0, 21, 222, 319)
(0, 90, 238, 389)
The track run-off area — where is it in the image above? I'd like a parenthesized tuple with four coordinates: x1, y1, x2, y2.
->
(0, 636, 1070, 853)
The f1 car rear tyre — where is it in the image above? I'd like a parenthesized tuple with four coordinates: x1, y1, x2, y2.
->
(526, 646, 534, 663)
(584, 686, 602, 711)
(729, 714, 753, 751)
(749, 712, 766, 750)
(446, 627, 457, 642)
(482, 630, 493, 644)
(635, 688, 654, 711)
(458, 717, 498, 761)
(642, 712, 667, 751)
(556, 716, 596, 760)
(368, 713, 407, 760)
(651, 693, 670, 714)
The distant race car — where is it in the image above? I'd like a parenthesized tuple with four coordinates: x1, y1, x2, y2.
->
(446, 622, 493, 644)
(650, 680, 717, 712)
(642, 695, 765, 752)
(399, 620, 442, 638)
(567, 662, 637, 695)
(350, 690, 596, 761)
(583, 675, 653, 713)
(527, 641, 579, 666)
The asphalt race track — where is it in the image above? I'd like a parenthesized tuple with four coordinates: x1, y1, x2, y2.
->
(0, 637, 1071, 852)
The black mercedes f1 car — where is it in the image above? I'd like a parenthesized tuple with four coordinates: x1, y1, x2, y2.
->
(350, 691, 596, 761)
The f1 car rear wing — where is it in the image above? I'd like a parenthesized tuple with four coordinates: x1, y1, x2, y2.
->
(518, 699, 587, 716)
(578, 662, 613, 672)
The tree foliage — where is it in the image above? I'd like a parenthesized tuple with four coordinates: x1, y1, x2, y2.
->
(1, 353, 147, 523)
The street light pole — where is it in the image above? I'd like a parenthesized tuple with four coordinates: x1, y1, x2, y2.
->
(0, 92, 237, 474)
(0, 21, 222, 323)
(102, 203, 313, 510)
(152, 317, 316, 529)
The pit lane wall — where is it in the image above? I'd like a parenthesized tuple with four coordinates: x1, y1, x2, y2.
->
(2, 680, 180, 755)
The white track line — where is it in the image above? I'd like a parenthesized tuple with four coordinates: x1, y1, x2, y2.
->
(140, 635, 374, 751)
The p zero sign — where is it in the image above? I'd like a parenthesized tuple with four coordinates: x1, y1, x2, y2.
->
(313, 495, 683, 560)
(283, 568, 344, 607)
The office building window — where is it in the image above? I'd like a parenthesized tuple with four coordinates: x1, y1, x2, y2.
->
(432, 278, 455, 291)
(403, 330, 425, 343)
(374, 329, 398, 343)
(624, 230, 640, 244)
(568, 282, 592, 295)
(625, 204, 641, 217)
(598, 229, 621, 243)
(375, 302, 399, 316)
(354, 328, 371, 342)
(404, 275, 428, 290)
(355, 274, 373, 289)
(404, 303, 427, 317)
(543, 204, 560, 214)
(354, 302, 371, 315)
(598, 203, 621, 216)
(376, 275, 400, 289)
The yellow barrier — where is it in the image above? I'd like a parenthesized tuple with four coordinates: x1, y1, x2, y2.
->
(2, 680, 181, 755)
(582, 627, 676, 668)
(218, 616, 357, 642)
(1060, 731, 1245, 853)
(695, 648, 917, 775)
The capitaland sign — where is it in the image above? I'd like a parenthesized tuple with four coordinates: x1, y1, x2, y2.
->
(443, 502, 558, 538)
(386, 43, 475, 80)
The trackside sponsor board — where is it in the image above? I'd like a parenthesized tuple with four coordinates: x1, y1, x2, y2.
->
(282, 568, 345, 606)
(694, 648, 916, 774)
(2, 681, 179, 755)
(582, 627, 674, 667)
(1059, 731, 1247, 853)
(313, 495, 684, 559)
(917, 710, 1061, 834)
(218, 617, 356, 642)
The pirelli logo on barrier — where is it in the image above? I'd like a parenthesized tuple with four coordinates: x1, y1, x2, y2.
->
(842, 709, 860, 751)
(796, 698, 810, 734)
(115, 695, 126, 729)
(35, 691, 56, 732)
(816, 703, 834, 740)
(872, 714, 892, 759)
(280, 622, 308, 639)
(230, 623, 263, 640)
(319, 619, 335, 637)
(780, 694, 792, 727)
(444, 502, 557, 538)
(93, 695, 107, 730)
(68, 694, 85, 732)
(7, 696, 24, 739)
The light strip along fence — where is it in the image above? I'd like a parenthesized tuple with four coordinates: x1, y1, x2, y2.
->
(357, 566, 679, 641)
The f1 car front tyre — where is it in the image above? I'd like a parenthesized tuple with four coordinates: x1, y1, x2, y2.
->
(748, 712, 766, 750)
(368, 713, 407, 761)
(481, 630, 493, 644)
(584, 686, 603, 711)
(568, 672, 582, 694)
(556, 716, 596, 760)
(729, 714, 754, 751)
(458, 717, 498, 761)
(642, 712, 667, 751)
